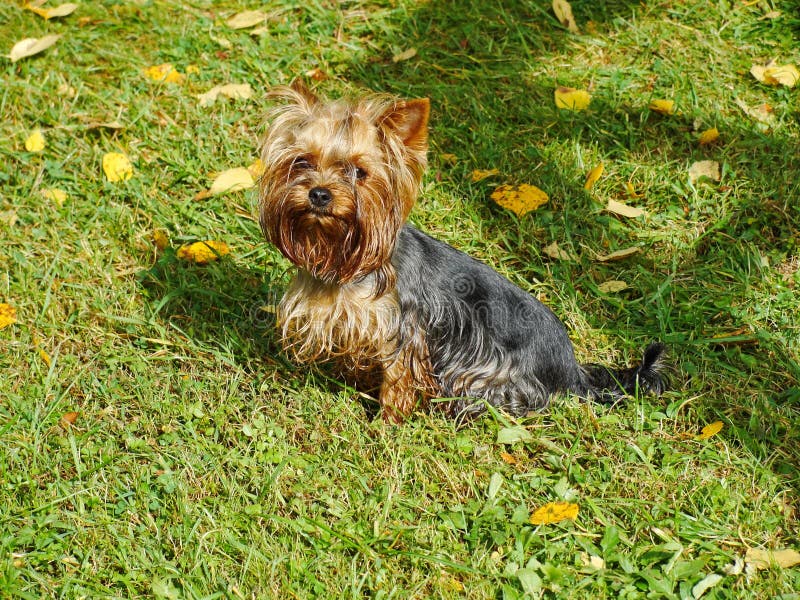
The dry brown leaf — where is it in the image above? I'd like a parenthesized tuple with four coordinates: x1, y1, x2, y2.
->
(751, 61, 799, 87)
(499, 452, 518, 465)
(60, 411, 79, 427)
(207, 167, 255, 196)
(596, 247, 639, 262)
(392, 48, 417, 63)
(305, 67, 328, 81)
(745, 548, 800, 570)
(606, 199, 645, 218)
(226, 10, 266, 29)
(197, 83, 253, 107)
(688, 160, 720, 184)
(0, 211, 18, 227)
(552, 0, 579, 32)
(598, 280, 628, 293)
(26, 2, 78, 19)
(9, 34, 61, 62)
(85, 120, 125, 131)
(542, 241, 575, 261)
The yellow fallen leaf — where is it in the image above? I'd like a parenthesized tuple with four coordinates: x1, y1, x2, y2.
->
(745, 548, 800, 570)
(26, 2, 78, 19)
(37, 345, 51, 367)
(688, 160, 720, 184)
(25, 129, 45, 152)
(491, 184, 548, 216)
(582, 554, 606, 570)
(226, 10, 267, 29)
(392, 48, 417, 63)
(143, 63, 185, 84)
(102, 152, 133, 183)
(249, 25, 271, 37)
(197, 83, 253, 107)
(751, 61, 800, 88)
(584, 163, 604, 190)
(0, 303, 17, 330)
(552, 0, 579, 32)
(471, 168, 500, 182)
(596, 247, 639, 262)
(152, 229, 169, 250)
(177, 241, 231, 264)
(247, 158, 265, 179)
(41, 188, 67, 206)
(764, 64, 799, 87)
(9, 34, 61, 62)
(698, 127, 720, 145)
(206, 167, 255, 196)
(649, 99, 675, 115)
(530, 501, 579, 525)
(606, 199, 645, 218)
(598, 280, 628, 293)
(697, 420, 723, 440)
(186, 64, 200, 75)
(555, 86, 591, 111)
(624, 182, 643, 198)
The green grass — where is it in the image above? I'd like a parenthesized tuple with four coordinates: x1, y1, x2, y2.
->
(1, 0, 799, 598)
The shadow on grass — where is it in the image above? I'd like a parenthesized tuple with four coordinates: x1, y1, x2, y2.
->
(137, 250, 285, 369)
(340, 0, 800, 488)
(137, 251, 384, 418)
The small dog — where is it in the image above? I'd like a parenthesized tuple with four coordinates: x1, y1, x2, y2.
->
(259, 82, 666, 423)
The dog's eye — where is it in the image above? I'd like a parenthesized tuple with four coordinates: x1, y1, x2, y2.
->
(292, 157, 314, 171)
(354, 167, 368, 180)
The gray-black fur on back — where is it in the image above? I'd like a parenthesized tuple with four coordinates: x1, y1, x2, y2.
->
(392, 225, 667, 420)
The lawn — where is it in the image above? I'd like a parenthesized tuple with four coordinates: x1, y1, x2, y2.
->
(1, 0, 798, 598)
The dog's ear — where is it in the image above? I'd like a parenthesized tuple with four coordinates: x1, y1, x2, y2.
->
(289, 79, 319, 105)
(267, 79, 319, 110)
(380, 98, 430, 151)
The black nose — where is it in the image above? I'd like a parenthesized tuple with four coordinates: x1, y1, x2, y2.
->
(308, 187, 332, 208)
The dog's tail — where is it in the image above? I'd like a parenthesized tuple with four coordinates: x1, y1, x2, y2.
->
(583, 342, 667, 404)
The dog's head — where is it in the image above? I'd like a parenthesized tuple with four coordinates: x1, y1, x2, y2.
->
(259, 81, 429, 292)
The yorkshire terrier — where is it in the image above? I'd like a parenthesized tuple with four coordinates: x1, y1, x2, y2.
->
(259, 82, 666, 423)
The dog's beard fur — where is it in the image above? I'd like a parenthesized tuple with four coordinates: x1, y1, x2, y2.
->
(258, 82, 666, 423)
